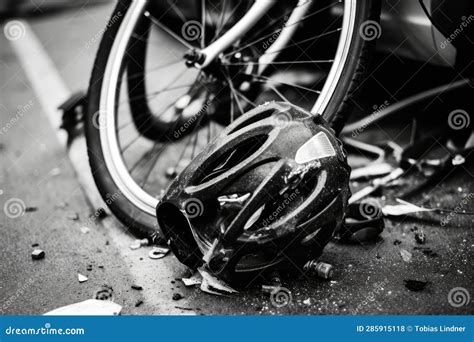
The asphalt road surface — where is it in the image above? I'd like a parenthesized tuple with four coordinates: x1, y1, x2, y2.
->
(0, 1, 472, 315)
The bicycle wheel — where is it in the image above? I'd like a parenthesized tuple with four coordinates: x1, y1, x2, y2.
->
(86, 0, 380, 237)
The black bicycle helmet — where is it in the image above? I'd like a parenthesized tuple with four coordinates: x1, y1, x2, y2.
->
(156, 102, 351, 280)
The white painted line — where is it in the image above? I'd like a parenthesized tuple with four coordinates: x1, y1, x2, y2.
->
(7, 20, 195, 315)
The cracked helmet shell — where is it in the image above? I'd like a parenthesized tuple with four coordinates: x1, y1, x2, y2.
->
(156, 102, 351, 279)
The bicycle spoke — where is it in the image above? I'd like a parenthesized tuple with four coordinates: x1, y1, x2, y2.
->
(223, 59, 334, 66)
(201, 0, 206, 48)
(145, 11, 195, 50)
(252, 74, 322, 94)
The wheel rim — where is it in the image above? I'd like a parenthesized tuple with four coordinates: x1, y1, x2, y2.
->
(99, 0, 358, 217)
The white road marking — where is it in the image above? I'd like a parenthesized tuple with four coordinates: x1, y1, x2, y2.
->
(7, 20, 195, 315)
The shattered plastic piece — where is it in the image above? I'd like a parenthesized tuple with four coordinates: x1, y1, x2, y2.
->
(129, 240, 141, 250)
(80, 226, 90, 234)
(415, 231, 426, 244)
(303, 298, 311, 305)
(31, 249, 45, 260)
(148, 246, 170, 259)
(382, 199, 435, 216)
(198, 267, 237, 296)
(44, 299, 121, 316)
(181, 273, 203, 287)
(303, 260, 334, 279)
(350, 162, 394, 181)
(25, 206, 38, 213)
(135, 300, 144, 307)
(131, 284, 143, 291)
(452, 155, 465, 166)
(404, 280, 429, 292)
(400, 249, 412, 262)
(78, 273, 88, 283)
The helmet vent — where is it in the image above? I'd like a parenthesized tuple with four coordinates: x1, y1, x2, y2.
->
(198, 135, 268, 184)
(295, 132, 336, 164)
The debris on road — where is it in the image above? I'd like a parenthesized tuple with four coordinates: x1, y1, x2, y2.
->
(31, 249, 45, 260)
(80, 226, 90, 234)
(199, 267, 237, 296)
(382, 199, 435, 217)
(131, 284, 143, 291)
(129, 238, 149, 250)
(415, 231, 426, 244)
(303, 260, 334, 280)
(135, 300, 144, 307)
(303, 298, 311, 305)
(78, 273, 88, 283)
(172, 293, 184, 300)
(44, 299, 122, 316)
(400, 249, 412, 262)
(25, 206, 38, 213)
(94, 285, 114, 301)
(181, 273, 202, 287)
(148, 246, 170, 259)
(404, 280, 429, 292)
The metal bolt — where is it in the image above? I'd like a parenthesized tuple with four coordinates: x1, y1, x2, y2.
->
(303, 260, 334, 280)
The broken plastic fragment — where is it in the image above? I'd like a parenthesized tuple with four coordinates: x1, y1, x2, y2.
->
(44, 299, 122, 316)
(148, 246, 170, 259)
(198, 267, 237, 296)
(382, 199, 435, 216)
(80, 226, 90, 234)
(181, 273, 203, 287)
(78, 273, 88, 283)
(400, 249, 412, 262)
